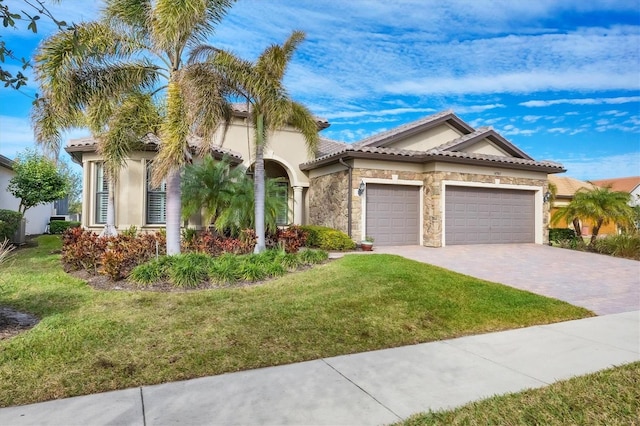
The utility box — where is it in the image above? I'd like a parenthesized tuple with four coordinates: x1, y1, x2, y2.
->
(12, 218, 26, 245)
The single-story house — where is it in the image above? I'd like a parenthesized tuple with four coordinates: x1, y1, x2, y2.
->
(66, 109, 565, 246)
(591, 176, 640, 207)
(0, 154, 55, 235)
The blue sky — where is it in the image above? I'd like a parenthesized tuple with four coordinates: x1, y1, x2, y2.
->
(0, 0, 639, 180)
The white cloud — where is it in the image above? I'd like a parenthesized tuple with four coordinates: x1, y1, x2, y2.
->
(326, 107, 436, 120)
(555, 152, 640, 180)
(454, 104, 506, 113)
(499, 125, 540, 136)
(548, 128, 571, 134)
(520, 96, 640, 107)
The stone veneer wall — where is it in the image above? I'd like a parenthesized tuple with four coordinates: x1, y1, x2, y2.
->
(308, 170, 349, 233)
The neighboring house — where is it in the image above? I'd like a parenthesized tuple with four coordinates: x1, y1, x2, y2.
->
(66, 109, 565, 247)
(591, 176, 640, 207)
(0, 154, 54, 235)
(547, 175, 617, 236)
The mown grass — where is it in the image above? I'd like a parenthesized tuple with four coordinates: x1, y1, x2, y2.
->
(400, 362, 640, 425)
(0, 236, 592, 407)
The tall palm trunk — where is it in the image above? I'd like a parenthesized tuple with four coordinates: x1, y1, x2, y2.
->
(100, 178, 117, 237)
(166, 169, 182, 255)
(253, 113, 266, 253)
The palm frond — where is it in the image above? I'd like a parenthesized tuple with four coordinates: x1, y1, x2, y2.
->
(179, 62, 233, 147)
(153, 79, 190, 185)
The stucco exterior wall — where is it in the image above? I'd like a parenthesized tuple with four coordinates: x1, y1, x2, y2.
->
(463, 139, 509, 156)
(214, 118, 314, 187)
(80, 151, 160, 233)
(388, 124, 462, 151)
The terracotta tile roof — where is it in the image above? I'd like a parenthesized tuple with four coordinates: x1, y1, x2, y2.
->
(230, 102, 330, 130)
(303, 110, 563, 173)
(66, 134, 243, 161)
(548, 175, 595, 198)
(317, 137, 348, 157)
(590, 176, 640, 193)
(301, 144, 564, 172)
(354, 109, 473, 148)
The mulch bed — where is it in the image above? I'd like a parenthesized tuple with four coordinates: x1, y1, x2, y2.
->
(0, 306, 39, 340)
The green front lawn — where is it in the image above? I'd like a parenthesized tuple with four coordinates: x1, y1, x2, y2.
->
(0, 236, 592, 407)
(400, 362, 640, 425)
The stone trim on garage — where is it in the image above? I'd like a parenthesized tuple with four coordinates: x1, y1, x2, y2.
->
(308, 166, 550, 247)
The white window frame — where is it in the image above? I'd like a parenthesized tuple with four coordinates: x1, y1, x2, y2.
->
(145, 161, 167, 225)
(94, 162, 108, 225)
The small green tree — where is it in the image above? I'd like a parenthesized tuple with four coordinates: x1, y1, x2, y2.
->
(7, 149, 70, 214)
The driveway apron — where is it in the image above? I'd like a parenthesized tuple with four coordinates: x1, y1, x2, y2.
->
(377, 244, 640, 315)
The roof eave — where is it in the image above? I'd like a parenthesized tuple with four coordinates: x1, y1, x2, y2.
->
(301, 151, 565, 174)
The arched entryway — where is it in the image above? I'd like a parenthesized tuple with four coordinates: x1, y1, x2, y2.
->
(247, 160, 302, 225)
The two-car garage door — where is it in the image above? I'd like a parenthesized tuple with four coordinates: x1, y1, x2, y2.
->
(364, 184, 536, 246)
(445, 186, 535, 245)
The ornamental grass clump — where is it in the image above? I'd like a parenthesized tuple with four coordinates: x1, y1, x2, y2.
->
(168, 253, 212, 288)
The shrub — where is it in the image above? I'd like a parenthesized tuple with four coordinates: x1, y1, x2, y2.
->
(61, 229, 166, 279)
(238, 260, 267, 282)
(593, 234, 640, 260)
(168, 253, 211, 288)
(129, 258, 170, 285)
(61, 228, 108, 274)
(49, 220, 81, 234)
(300, 225, 356, 251)
(208, 253, 241, 284)
(0, 209, 22, 241)
(276, 252, 301, 271)
(549, 228, 578, 243)
(189, 230, 255, 256)
(298, 249, 329, 265)
(277, 225, 308, 253)
(121, 225, 138, 238)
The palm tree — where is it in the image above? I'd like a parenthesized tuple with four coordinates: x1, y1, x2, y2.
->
(204, 30, 319, 252)
(32, 0, 235, 254)
(182, 155, 287, 237)
(552, 186, 634, 246)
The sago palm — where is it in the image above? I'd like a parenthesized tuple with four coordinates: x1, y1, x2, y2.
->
(32, 0, 235, 254)
(203, 30, 319, 252)
(552, 186, 634, 246)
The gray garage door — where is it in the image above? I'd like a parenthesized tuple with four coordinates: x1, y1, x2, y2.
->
(366, 184, 420, 245)
(445, 186, 535, 245)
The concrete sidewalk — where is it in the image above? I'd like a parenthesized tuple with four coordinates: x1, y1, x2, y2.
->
(1, 311, 638, 425)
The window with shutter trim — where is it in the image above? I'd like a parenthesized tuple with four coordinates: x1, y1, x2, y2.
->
(95, 163, 108, 224)
(274, 182, 289, 226)
(146, 162, 166, 224)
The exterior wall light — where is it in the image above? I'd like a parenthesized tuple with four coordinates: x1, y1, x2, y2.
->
(358, 181, 365, 196)
(543, 191, 551, 203)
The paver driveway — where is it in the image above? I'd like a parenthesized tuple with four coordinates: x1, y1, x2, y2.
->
(378, 244, 640, 315)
